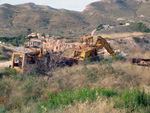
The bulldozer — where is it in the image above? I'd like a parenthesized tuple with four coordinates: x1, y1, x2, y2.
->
(73, 35, 116, 61)
(10, 38, 54, 73)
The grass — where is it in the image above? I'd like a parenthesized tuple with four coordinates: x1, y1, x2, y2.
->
(0, 68, 16, 78)
(1, 59, 150, 112)
(1, 41, 150, 112)
(39, 87, 150, 112)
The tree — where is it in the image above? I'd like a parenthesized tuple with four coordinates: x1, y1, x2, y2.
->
(96, 24, 104, 31)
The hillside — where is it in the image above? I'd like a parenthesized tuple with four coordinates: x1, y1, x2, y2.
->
(16, 3, 58, 11)
(0, 0, 150, 37)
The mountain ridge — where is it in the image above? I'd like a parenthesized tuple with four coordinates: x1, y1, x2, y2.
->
(16, 2, 58, 11)
(0, 1, 150, 37)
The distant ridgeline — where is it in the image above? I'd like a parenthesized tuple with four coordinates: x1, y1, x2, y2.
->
(0, 0, 150, 37)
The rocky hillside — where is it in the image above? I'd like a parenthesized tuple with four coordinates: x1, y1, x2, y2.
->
(16, 3, 58, 11)
(0, 0, 150, 37)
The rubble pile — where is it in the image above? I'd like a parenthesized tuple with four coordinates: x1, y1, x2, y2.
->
(44, 38, 79, 51)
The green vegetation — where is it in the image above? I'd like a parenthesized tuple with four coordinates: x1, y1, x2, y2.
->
(0, 46, 6, 53)
(110, 56, 125, 61)
(39, 87, 150, 112)
(40, 87, 118, 111)
(65, 40, 74, 43)
(0, 60, 150, 112)
(96, 24, 104, 31)
(119, 23, 124, 25)
(128, 22, 150, 33)
(114, 88, 150, 112)
(0, 56, 8, 61)
(133, 37, 141, 43)
(0, 35, 25, 46)
(0, 68, 16, 78)
(133, 37, 150, 44)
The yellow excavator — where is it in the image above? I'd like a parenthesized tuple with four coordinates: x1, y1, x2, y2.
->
(73, 35, 116, 61)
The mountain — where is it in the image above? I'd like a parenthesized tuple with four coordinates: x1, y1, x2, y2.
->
(83, 0, 150, 26)
(16, 2, 58, 11)
(0, 0, 150, 37)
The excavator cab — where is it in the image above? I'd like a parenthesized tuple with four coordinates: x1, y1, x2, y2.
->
(11, 52, 26, 73)
(73, 47, 99, 61)
(79, 35, 94, 48)
(24, 38, 47, 56)
(11, 51, 38, 73)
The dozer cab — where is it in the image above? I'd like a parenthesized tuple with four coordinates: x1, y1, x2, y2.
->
(73, 35, 116, 61)
(11, 38, 50, 73)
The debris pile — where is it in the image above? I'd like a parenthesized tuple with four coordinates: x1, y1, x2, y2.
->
(44, 38, 78, 51)
(99, 49, 128, 58)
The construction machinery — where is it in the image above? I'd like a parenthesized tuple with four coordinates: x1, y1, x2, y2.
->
(73, 35, 116, 61)
(10, 35, 116, 73)
(10, 38, 52, 73)
(131, 58, 150, 67)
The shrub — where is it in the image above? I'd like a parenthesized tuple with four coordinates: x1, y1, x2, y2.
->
(128, 22, 150, 33)
(96, 24, 104, 31)
(0, 56, 8, 60)
(0, 35, 25, 47)
(133, 37, 141, 43)
(144, 39, 149, 44)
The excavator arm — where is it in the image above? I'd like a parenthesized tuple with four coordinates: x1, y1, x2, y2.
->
(94, 36, 116, 56)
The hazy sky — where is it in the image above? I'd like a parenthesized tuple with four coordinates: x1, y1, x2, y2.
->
(0, 0, 99, 11)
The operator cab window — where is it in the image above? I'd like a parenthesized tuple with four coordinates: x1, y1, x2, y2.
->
(29, 41, 33, 47)
(13, 54, 23, 68)
(74, 51, 82, 57)
(33, 41, 41, 48)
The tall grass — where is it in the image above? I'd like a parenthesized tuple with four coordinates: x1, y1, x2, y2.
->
(39, 87, 150, 112)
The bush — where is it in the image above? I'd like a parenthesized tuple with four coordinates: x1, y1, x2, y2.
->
(96, 24, 104, 31)
(128, 22, 150, 33)
(0, 35, 25, 47)
(133, 37, 141, 43)
(0, 56, 8, 60)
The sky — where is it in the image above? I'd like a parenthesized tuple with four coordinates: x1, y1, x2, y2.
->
(0, 0, 99, 11)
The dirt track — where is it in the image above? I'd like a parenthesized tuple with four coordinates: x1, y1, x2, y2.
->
(0, 61, 11, 67)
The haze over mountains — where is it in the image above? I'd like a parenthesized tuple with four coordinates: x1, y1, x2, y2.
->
(0, 0, 150, 37)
